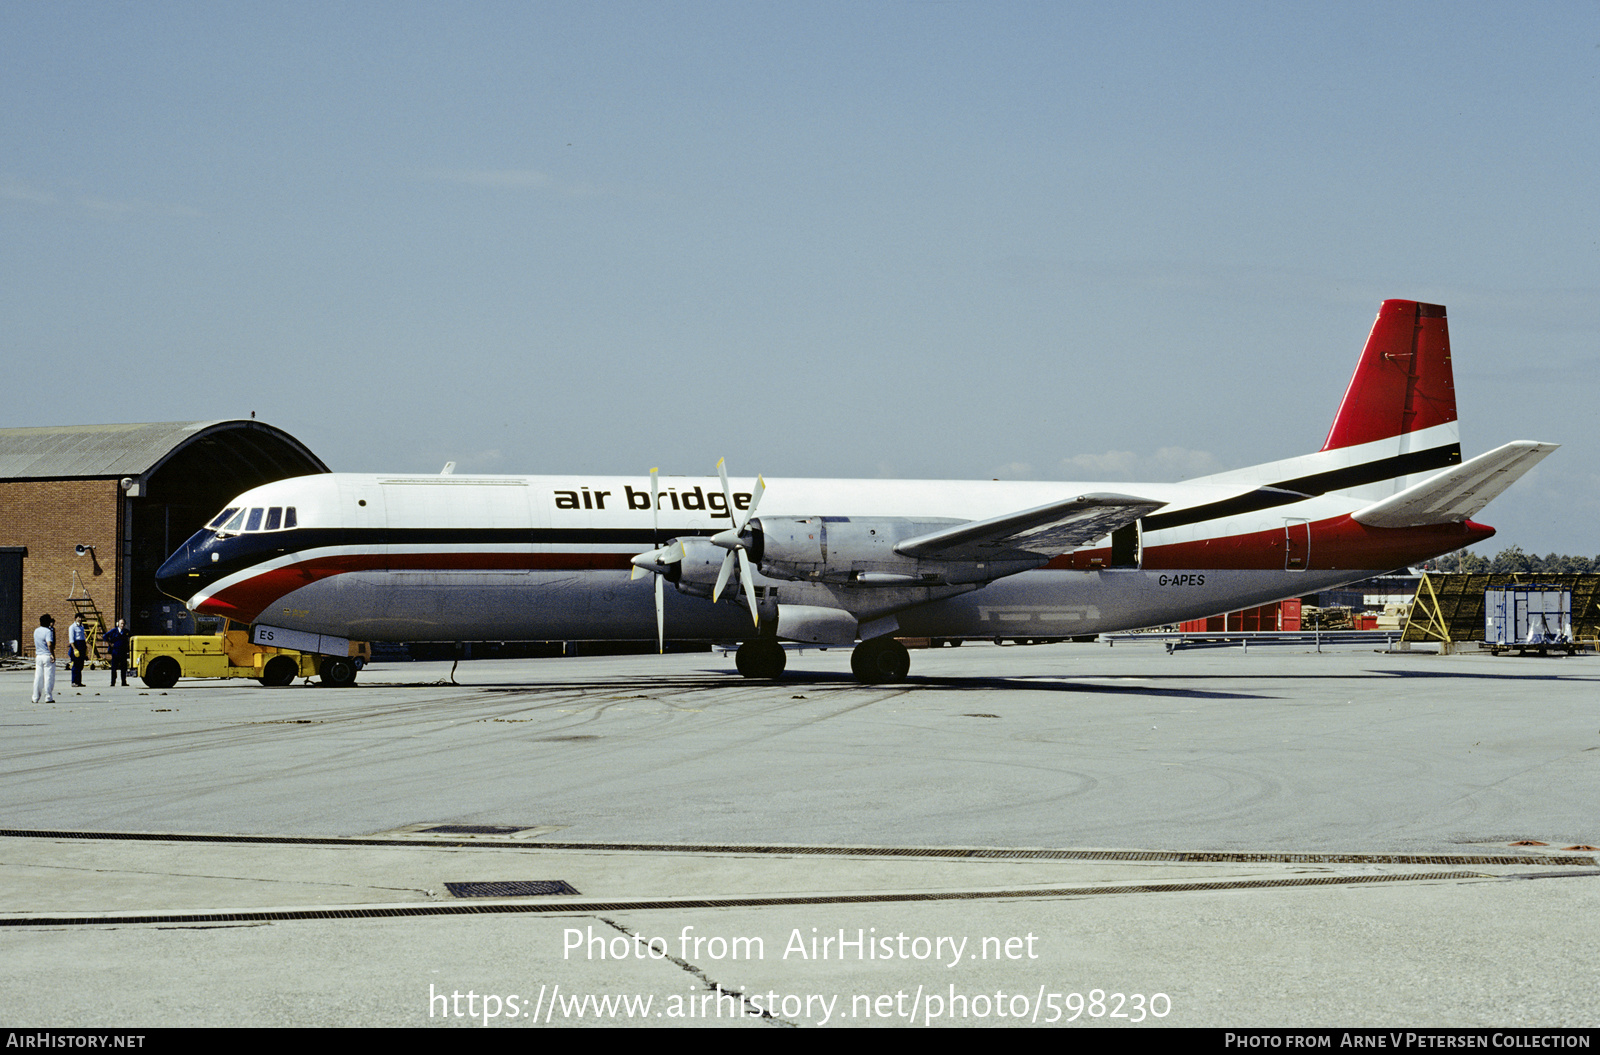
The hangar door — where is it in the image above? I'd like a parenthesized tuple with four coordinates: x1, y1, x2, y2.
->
(0, 548, 22, 655)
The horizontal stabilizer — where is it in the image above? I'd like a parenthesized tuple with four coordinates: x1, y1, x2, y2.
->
(1351, 441, 1558, 529)
(895, 493, 1166, 562)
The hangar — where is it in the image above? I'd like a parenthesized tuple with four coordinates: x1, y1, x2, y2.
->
(0, 420, 328, 654)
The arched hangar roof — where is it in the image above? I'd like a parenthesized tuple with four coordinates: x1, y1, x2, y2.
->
(0, 420, 329, 493)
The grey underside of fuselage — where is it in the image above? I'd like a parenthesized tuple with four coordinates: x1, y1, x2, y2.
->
(258, 568, 1377, 642)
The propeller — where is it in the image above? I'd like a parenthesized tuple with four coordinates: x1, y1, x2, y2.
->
(709, 457, 765, 626)
(628, 461, 768, 648)
(626, 468, 673, 653)
(629, 540, 685, 653)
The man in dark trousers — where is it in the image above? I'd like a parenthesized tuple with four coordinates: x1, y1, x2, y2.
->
(104, 618, 131, 687)
(68, 613, 89, 687)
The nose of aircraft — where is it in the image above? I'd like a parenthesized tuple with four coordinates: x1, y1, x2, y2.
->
(155, 535, 206, 602)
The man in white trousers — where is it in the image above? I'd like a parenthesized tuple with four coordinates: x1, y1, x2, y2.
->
(32, 614, 56, 704)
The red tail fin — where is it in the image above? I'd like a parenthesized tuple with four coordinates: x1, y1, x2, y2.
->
(1321, 300, 1458, 452)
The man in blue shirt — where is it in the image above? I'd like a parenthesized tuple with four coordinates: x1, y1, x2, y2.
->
(68, 613, 89, 688)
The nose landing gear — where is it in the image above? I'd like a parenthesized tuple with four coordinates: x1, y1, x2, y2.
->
(734, 638, 787, 679)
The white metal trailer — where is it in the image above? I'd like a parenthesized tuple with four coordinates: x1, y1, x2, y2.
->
(1484, 586, 1574, 655)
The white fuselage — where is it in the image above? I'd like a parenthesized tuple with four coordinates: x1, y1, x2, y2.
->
(161, 465, 1486, 643)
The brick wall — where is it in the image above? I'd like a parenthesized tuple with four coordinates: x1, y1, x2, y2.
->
(0, 479, 123, 655)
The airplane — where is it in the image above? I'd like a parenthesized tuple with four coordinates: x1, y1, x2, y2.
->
(154, 299, 1556, 686)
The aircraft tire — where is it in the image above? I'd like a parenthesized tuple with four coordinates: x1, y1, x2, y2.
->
(260, 655, 298, 687)
(319, 656, 358, 687)
(851, 638, 910, 684)
(735, 640, 786, 679)
(141, 656, 181, 690)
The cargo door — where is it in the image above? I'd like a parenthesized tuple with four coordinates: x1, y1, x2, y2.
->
(1484, 589, 1508, 645)
(1283, 519, 1310, 571)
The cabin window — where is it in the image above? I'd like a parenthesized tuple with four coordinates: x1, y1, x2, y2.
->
(245, 508, 264, 532)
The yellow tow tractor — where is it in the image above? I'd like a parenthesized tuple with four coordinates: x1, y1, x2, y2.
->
(132, 619, 370, 689)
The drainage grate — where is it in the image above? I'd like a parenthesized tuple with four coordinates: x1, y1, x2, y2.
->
(445, 880, 580, 898)
(370, 823, 565, 841)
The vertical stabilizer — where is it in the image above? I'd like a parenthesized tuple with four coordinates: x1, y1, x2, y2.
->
(1323, 300, 1458, 452)
(1318, 299, 1462, 498)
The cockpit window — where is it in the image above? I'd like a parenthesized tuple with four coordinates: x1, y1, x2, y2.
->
(214, 504, 298, 535)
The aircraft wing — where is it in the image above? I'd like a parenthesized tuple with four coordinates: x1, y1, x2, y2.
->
(893, 493, 1166, 562)
(1351, 441, 1558, 529)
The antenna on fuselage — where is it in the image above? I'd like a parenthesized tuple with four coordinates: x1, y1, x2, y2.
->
(440, 462, 455, 475)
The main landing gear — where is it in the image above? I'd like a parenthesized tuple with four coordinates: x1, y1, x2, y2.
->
(735, 636, 912, 684)
(850, 636, 910, 684)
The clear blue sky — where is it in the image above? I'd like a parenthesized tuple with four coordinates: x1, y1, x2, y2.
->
(5, 2, 1596, 554)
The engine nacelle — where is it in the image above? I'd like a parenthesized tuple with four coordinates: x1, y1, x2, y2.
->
(749, 516, 1038, 586)
(665, 537, 728, 599)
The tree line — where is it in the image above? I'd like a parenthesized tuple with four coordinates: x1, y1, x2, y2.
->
(1425, 546, 1600, 575)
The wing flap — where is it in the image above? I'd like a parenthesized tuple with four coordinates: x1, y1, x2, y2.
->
(1351, 441, 1558, 529)
(893, 493, 1166, 562)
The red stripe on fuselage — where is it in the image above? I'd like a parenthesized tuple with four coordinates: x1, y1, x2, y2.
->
(1048, 514, 1492, 571)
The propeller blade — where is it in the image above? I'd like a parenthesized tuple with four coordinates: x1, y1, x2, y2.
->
(712, 551, 735, 603)
(649, 467, 660, 542)
(718, 457, 766, 533)
(742, 475, 766, 529)
(654, 572, 664, 653)
(737, 548, 759, 626)
(716, 457, 735, 526)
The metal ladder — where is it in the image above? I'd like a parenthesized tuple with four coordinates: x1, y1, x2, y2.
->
(66, 571, 107, 662)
